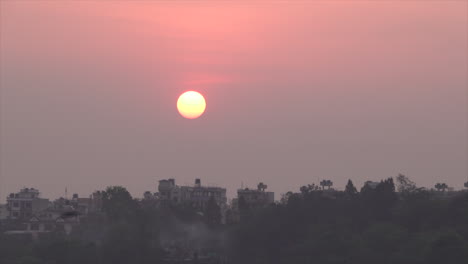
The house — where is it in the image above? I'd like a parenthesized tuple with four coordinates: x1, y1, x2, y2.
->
(25, 214, 79, 236)
(158, 178, 227, 211)
(6, 188, 50, 220)
(235, 182, 274, 209)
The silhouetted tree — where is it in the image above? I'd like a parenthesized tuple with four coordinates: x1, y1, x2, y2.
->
(396, 173, 416, 193)
(320, 180, 333, 190)
(257, 182, 267, 191)
(280, 191, 294, 204)
(376, 178, 397, 204)
(101, 186, 137, 221)
(361, 178, 398, 220)
(299, 184, 319, 195)
(345, 179, 358, 196)
(435, 183, 448, 192)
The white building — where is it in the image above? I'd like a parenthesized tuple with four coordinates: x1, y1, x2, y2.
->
(6, 188, 50, 220)
(158, 178, 227, 211)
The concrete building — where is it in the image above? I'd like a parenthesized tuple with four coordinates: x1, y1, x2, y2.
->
(6, 188, 50, 220)
(0, 204, 8, 220)
(234, 182, 274, 210)
(25, 214, 79, 236)
(158, 178, 227, 211)
(226, 183, 274, 224)
(4, 213, 80, 240)
(71, 194, 91, 215)
(88, 191, 104, 213)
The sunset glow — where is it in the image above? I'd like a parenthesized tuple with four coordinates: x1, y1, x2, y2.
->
(177, 91, 206, 119)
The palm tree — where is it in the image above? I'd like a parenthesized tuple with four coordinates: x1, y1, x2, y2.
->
(435, 183, 448, 192)
(320, 180, 333, 190)
(441, 183, 448, 192)
(320, 180, 326, 190)
(257, 182, 267, 192)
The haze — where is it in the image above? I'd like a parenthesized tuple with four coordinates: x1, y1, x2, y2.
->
(1, 1, 467, 200)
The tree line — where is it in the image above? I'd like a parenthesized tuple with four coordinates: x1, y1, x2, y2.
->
(1, 175, 468, 264)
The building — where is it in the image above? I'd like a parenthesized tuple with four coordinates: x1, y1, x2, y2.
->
(226, 183, 274, 224)
(158, 178, 227, 211)
(363, 181, 380, 190)
(0, 204, 8, 220)
(71, 194, 92, 215)
(25, 214, 79, 236)
(234, 182, 274, 209)
(6, 188, 50, 220)
(88, 191, 104, 213)
(4, 213, 80, 240)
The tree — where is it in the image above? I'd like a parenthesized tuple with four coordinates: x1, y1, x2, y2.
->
(361, 178, 398, 220)
(101, 186, 137, 220)
(280, 191, 294, 204)
(320, 180, 333, 190)
(396, 174, 416, 193)
(376, 178, 397, 200)
(464, 182, 468, 189)
(299, 184, 319, 195)
(435, 183, 448, 192)
(345, 179, 358, 196)
(257, 182, 268, 191)
(443, 183, 448, 191)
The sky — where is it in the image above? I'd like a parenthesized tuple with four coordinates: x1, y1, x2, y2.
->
(1, 1, 467, 201)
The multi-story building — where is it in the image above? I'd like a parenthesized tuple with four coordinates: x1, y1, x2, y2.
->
(71, 194, 91, 215)
(6, 188, 50, 220)
(226, 183, 274, 224)
(158, 178, 227, 211)
(0, 204, 8, 220)
(234, 182, 275, 210)
(88, 191, 104, 213)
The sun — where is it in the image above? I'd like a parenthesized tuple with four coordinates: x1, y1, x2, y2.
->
(177, 91, 206, 119)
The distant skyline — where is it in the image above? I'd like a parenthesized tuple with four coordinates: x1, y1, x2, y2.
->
(1, 1, 467, 202)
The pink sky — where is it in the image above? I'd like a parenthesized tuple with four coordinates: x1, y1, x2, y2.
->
(1, 1, 467, 200)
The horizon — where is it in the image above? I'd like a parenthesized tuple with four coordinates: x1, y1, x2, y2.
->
(2, 174, 465, 203)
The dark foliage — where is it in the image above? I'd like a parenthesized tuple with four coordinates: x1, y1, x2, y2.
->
(1, 182, 468, 264)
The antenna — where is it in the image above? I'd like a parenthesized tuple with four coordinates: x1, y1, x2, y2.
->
(65, 187, 68, 199)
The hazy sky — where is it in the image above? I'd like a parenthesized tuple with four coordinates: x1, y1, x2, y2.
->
(1, 1, 467, 201)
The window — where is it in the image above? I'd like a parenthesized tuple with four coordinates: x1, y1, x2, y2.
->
(13, 202, 19, 208)
(31, 223, 39, 231)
